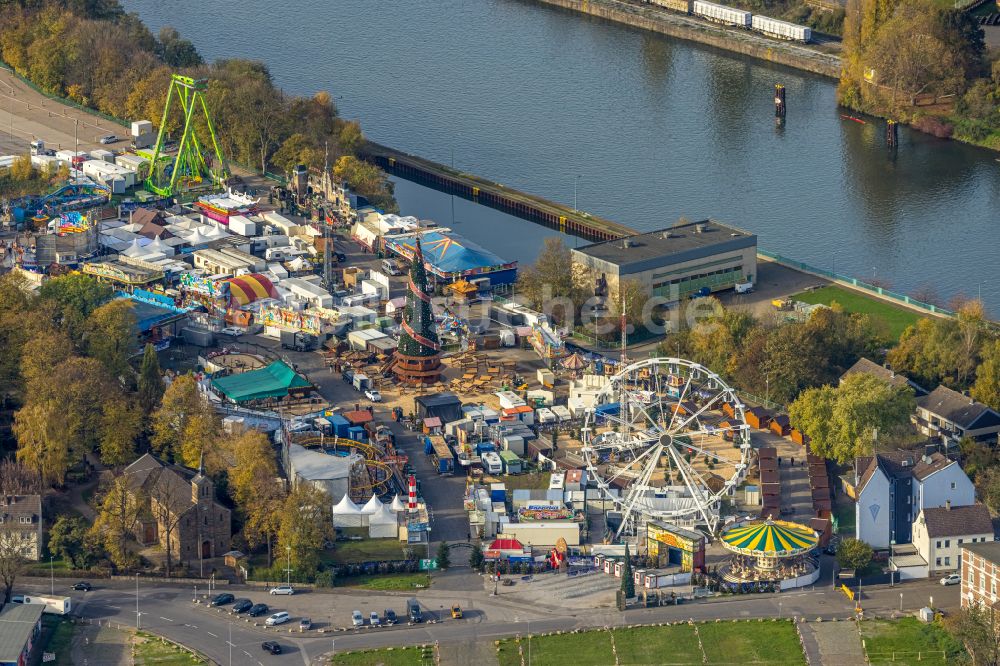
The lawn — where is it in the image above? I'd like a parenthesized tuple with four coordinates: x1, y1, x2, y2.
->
(497, 631, 615, 666)
(833, 500, 855, 536)
(24, 557, 75, 577)
(791, 285, 923, 340)
(613, 624, 705, 665)
(861, 618, 964, 665)
(699, 620, 805, 665)
(497, 621, 805, 666)
(496, 472, 552, 491)
(133, 632, 208, 665)
(336, 573, 430, 591)
(41, 616, 75, 666)
(330, 645, 433, 665)
(328, 540, 409, 565)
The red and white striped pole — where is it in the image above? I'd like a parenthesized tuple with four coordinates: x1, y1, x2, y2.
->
(408, 475, 417, 511)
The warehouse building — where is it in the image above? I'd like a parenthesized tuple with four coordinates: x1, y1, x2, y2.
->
(571, 220, 757, 301)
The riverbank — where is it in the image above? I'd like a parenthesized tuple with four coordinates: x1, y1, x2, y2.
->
(530, 0, 841, 79)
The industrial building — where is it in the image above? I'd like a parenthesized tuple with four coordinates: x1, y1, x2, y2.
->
(571, 219, 757, 300)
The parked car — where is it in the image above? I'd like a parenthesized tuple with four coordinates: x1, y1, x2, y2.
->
(451, 605, 463, 619)
(71, 582, 92, 592)
(269, 586, 295, 595)
(351, 610, 364, 627)
(219, 326, 243, 337)
(261, 641, 282, 655)
(232, 599, 253, 614)
(248, 603, 269, 617)
(383, 609, 397, 625)
(99, 134, 119, 144)
(365, 389, 382, 402)
(265, 611, 290, 626)
(370, 611, 381, 626)
(211, 593, 235, 607)
(940, 574, 961, 586)
(299, 617, 312, 631)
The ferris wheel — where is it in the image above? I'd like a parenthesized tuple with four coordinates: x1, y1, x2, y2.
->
(582, 357, 753, 540)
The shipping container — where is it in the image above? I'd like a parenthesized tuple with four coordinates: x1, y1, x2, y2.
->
(649, 0, 693, 13)
(692, 0, 751, 27)
(228, 215, 258, 237)
(751, 14, 811, 42)
(130, 120, 153, 137)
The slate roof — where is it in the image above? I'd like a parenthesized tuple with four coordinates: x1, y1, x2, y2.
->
(0, 495, 41, 526)
(840, 358, 927, 396)
(917, 385, 1000, 431)
(921, 504, 994, 538)
(856, 450, 955, 494)
(963, 541, 1000, 565)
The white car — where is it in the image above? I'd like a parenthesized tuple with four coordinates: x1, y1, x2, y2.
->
(365, 389, 382, 402)
(269, 586, 295, 595)
(369, 611, 381, 626)
(351, 610, 364, 627)
(265, 611, 290, 626)
(219, 326, 243, 337)
(940, 574, 961, 586)
(99, 134, 118, 144)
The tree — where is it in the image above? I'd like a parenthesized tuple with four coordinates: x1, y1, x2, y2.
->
(0, 531, 32, 603)
(48, 515, 95, 569)
(156, 26, 202, 68)
(332, 155, 397, 213)
(836, 537, 873, 571)
(98, 399, 142, 466)
(146, 467, 190, 578)
(137, 343, 164, 415)
(947, 603, 1000, 666)
(788, 373, 916, 463)
(38, 273, 113, 341)
(276, 484, 332, 576)
(621, 543, 635, 598)
(436, 542, 450, 570)
(469, 543, 484, 571)
(0, 459, 40, 497)
(973, 339, 1000, 412)
(92, 474, 142, 569)
(85, 299, 136, 381)
(8, 154, 33, 182)
(976, 467, 1000, 517)
(516, 237, 586, 325)
(228, 430, 283, 566)
(151, 374, 215, 462)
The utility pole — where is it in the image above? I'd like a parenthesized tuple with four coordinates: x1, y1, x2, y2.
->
(135, 573, 141, 629)
(285, 546, 292, 587)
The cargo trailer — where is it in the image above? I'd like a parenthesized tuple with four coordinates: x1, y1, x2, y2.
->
(648, 0, 693, 12)
(751, 15, 811, 42)
(692, 0, 751, 27)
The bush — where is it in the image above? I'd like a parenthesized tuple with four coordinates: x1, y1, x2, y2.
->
(836, 538, 874, 571)
(314, 571, 335, 588)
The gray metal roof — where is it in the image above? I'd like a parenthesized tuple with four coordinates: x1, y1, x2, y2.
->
(572, 220, 755, 271)
(0, 603, 43, 662)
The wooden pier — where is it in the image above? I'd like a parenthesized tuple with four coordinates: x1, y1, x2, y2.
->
(360, 141, 636, 242)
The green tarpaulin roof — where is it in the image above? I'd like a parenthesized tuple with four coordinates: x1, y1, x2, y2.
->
(212, 360, 311, 402)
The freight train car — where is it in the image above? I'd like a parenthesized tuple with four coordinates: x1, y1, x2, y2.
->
(750, 15, 811, 42)
(648, 0, 694, 13)
(692, 0, 752, 28)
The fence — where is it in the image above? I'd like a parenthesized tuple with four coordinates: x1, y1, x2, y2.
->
(867, 651, 947, 663)
(758, 249, 956, 317)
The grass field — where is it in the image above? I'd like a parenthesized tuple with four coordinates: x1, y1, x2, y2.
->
(336, 573, 431, 591)
(330, 645, 434, 665)
(791, 285, 923, 340)
(496, 620, 805, 666)
(833, 500, 855, 536)
(328, 540, 409, 565)
(861, 618, 964, 665)
(493, 472, 551, 491)
(42, 616, 75, 666)
(133, 633, 208, 665)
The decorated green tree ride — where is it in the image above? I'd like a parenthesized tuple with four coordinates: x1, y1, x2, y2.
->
(393, 240, 442, 385)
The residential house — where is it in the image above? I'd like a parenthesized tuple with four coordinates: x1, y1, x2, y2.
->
(839, 358, 927, 396)
(960, 541, 1000, 609)
(124, 454, 231, 566)
(912, 503, 993, 575)
(915, 385, 1000, 445)
(855, 450, 974, 549)
(0, 495, 43, 561)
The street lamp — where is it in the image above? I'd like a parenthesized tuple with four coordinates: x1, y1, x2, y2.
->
(135, 573, 141, 629)
(49, 556, 54, 595)
(899, 592, 903, 612)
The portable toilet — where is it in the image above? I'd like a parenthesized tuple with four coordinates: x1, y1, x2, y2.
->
(614, 561, 624, 578)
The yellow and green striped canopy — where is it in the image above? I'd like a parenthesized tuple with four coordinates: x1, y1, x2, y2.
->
(721, 519, 817, 557)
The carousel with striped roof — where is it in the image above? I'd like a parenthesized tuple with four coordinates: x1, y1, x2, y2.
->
(719, 517, 819, 586)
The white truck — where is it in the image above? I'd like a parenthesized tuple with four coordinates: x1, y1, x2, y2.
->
(18, 595, 72, 615)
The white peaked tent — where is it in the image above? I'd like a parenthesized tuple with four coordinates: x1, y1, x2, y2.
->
(120, 238, 146, 258)
(148, 234, 175, 257)
(185, 228, 211, 248)
(368, 503, 400, 539)
(390, 495, 407, 513)
(360, 494, 384, 515)
(331, 494, 363, 527)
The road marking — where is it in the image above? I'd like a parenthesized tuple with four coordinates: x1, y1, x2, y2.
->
(158, 616, 173, 622)
(184, 624, 198, 629)
(206, 631, 218, 638)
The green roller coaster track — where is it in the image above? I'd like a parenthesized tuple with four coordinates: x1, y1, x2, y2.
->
(145, 74, 229, 198)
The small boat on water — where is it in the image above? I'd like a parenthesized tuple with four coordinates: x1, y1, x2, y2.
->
(840, 114, 866, 124)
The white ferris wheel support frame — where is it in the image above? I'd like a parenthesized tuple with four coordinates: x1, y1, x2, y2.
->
(582, 356, 752, 539)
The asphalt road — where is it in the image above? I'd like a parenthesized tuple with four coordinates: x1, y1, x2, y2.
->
(19, 569, 960, 665)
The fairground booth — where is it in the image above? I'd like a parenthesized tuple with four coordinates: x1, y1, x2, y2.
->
(211, 360, 313, 405)
(646, 522, 706, 572)
(383, 229, 517, 290)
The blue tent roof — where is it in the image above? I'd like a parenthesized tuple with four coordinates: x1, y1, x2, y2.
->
(388, 231, 511, 275)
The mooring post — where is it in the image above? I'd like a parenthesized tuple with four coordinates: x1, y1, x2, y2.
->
(774, 84, 786, 118)
(886, 119, 898, 148)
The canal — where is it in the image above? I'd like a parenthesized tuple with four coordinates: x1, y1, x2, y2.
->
(129, 0, 1000, 311)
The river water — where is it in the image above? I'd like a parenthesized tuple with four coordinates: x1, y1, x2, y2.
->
(129, 0, 1000, 311)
